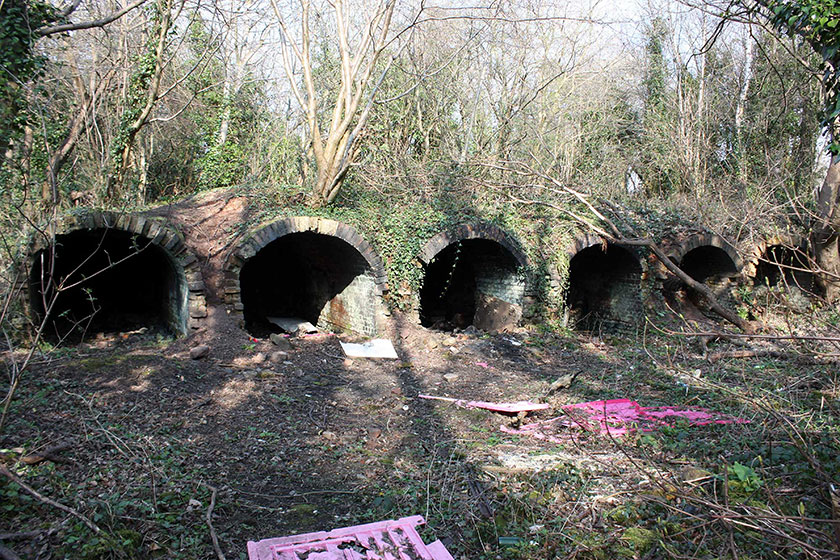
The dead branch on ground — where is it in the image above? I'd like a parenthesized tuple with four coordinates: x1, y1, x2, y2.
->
(0, 531, 42, 541)
(20, 442, 74, 465)
(0, 464, 102, 535)
(201, 483, 227, 560)
(0, 543, 21, 560)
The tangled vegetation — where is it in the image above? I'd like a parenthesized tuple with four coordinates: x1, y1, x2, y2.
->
(1, 0, 840, 559)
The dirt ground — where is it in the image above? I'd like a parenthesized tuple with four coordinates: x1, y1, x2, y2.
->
(0, 306, 663, 556)
(2, 294, 839, 559)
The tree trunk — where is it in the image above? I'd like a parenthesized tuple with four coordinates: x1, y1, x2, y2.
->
(111, 0, 172, 198)
(735, 36, 753, 183)
(814, 153, 840, 301)
(312, 128, 356, 206)
(217, 67, 233, 146)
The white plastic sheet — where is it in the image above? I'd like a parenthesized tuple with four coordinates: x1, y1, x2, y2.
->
(340, 339, 399, 359)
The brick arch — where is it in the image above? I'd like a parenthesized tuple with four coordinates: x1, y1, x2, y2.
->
(26, 210, 206, 335)
(672, 233, 743, 272)
(744, 234, 821, 295)
(563, 234, 646, 274)
(223, 217, 388, 335)
(416, 223, 529, 329)
(563, 234, 644, 331)
(743, 234, 807, 278)
(418, 223, 528, 267)
(224, 216, 388, 290)
(563, 234, 641, 261)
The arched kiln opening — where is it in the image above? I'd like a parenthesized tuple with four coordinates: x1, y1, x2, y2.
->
(754, 244, 820, 295)
(29, 228, 187, 341)
(680, 245, 738, 283)
(419, 239, 525, 330)
(566, 244, 642, 331)
(239, 232, 378, 336)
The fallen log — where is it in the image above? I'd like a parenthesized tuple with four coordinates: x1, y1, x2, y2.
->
(21, 443, 73, 465)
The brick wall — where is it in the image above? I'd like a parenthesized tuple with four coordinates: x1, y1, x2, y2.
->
(566, 244, 643, 332)
(474, 251, 526, 305)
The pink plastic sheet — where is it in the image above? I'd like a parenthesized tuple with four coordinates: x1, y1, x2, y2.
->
(418, 394, 550, 414)
(247, 515, 455, 560)
(501, 398, 748, 441)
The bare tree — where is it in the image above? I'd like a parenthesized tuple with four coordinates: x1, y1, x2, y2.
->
(108, 0, 180, 198)
(270, 0, 410, 206)
(734, 0, 840, 300)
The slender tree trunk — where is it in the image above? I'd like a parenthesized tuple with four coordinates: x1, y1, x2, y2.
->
(40, 71, 112, 206)
(694, 18, 707, 192)
(217, 79, 232, 147)
(138, 134, 151, 203)
(735, 37, 754, 183)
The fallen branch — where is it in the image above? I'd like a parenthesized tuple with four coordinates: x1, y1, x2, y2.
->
(707, 349, 840, 364)
(707, 349, 787, 362)
(598, 199, 754, 333)
(0, 531, 41, 541)
(21, 443, 74, 465)
(831, 484, 840, 552)
(0, 465, 102, 535)
(201, 484, 226, 560)
(483, 161, 755, 333)
(673, 330, 840, 343)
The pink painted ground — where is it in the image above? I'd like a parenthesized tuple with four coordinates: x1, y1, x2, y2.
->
(501, 398, 749, 441)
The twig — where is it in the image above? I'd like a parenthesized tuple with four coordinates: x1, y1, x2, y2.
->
(673, 330, 840, 343)
(0, 531, 42, 541)
(708, 349, 840, 364)
(65, 391, 133, 458)
(0, 465, 101, 535)
(232, 487, 360, 499)
(201, 484, 226, 560)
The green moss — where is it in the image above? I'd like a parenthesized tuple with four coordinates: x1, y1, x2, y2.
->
(620, 526, 658, 553)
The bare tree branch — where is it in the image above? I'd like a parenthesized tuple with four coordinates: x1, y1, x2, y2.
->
(37, 0, 149, 37)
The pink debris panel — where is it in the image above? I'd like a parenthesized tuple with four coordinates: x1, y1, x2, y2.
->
(501, 398, 748, 441)
(418, 394, 550, 414)
(247, 515, 455, 560)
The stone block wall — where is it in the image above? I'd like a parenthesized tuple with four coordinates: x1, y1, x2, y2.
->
(318, 270, 379, 335)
